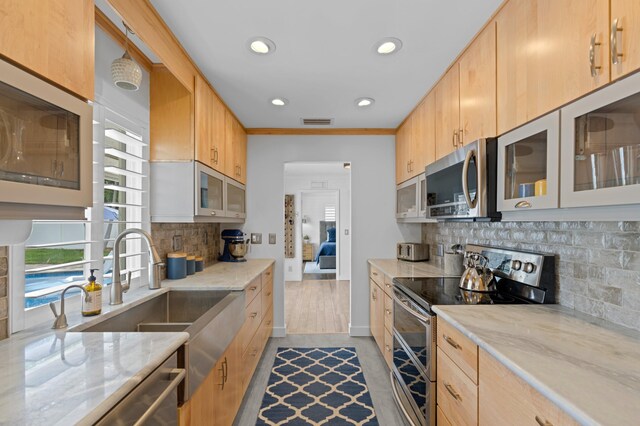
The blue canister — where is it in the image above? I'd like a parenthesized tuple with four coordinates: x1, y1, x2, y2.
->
(166, 252, 187, 279)
(195, 256, 204, 272)
(186, 255, 196, 275)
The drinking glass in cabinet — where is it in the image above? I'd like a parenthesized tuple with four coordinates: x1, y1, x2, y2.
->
(498, 112, 559, 212)
(573, 96, 640, 192)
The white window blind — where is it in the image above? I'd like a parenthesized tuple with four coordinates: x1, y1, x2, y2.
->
(324, 205, 336, 221)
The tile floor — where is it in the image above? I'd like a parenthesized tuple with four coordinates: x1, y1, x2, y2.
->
(234, 334, 406, 426)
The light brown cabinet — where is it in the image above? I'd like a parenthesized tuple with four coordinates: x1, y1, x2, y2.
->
(369, 265, 394, 368)
(178, 265, 273, 426)
(611, 0, 640, 80)
(195, 75, 226, 173)
(396, 93, 436, 184)
(395, 115, 413, 184)
(369, 279, 384, 354)
(0, 0, 95, 100)
(496, 0, 610, 135)
(225, 111, 247, 184)
(459, 23, 497, 145)
(435, 65, 461, 161)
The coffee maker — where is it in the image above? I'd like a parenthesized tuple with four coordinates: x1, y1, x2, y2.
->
(219, 229, 249, 262)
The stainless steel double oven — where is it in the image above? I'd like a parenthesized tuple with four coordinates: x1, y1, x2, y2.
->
(391, 286, 436, 426)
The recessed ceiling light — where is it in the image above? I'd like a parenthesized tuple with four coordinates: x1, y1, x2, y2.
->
(249, 37, 276, 55)
(375, 37, 402, 55)
(270, 97, 288, 106)
(355, 97, 375, 108)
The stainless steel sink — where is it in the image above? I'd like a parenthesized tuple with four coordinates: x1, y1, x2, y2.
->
(72, 289, 245, 401)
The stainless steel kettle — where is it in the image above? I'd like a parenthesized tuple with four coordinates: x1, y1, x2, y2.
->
(459, 252, 496, 292)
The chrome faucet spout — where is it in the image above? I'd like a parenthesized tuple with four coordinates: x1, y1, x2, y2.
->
(50, 285, 89, 329)
(110, 228, 164, 305)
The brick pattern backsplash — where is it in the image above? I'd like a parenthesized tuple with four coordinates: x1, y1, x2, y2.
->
(422, 221, 640, 331)
(151, 223, 221, 278)
(0, 246, 8, 340)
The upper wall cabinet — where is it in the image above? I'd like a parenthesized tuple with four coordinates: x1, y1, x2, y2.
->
(0, 0, 94, 101)
(413, 93, 436, 178)
(396, 114, 413, 184)
(195, 75, 226, 173)
(435, 64, 461, 161)
(459, 23, 497, 145)
(150, 65, 193, 161)
(496, 0, 610, 135)
(610, 0, 640, 81)
(225, 110, 247, 184)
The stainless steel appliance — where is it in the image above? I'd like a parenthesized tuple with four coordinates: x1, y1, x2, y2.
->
(397, 243, 430, 262)
(425, 139, 500, 220)
(390, 245, 555, 426)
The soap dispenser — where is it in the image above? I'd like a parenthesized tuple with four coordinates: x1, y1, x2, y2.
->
(82, 269, 103, 316)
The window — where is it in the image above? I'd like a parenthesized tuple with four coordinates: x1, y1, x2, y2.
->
(12, 104, 149, 330)
(324, 205, 336, 221)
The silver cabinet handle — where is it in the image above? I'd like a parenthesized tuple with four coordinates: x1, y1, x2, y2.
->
(458, 128, 464, 146)
(515, 200, 532, 209)
(611, 18, 623, 65)
(443, 335, 462, 350)
(589, 34, 601, 77)
(249, 286, 257, 291)
(250, 312, 258, 319)
(210, 211, 217, 216)
(385, 309, 391, 315)
(535, 416, 553, 426)
(444, 382, 461, 401)
(133, 368, 185, 426)
(452, 130, 458, 148)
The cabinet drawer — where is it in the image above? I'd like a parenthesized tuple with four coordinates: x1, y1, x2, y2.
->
(383, 328, 393, 368)
(382, 274, 394, 297)
(437, 405, 453, 426)
(479, 350, 578, 426)
(261, 265, 273, 283)
(261, 277, 273, 314)
(261, 303, 273, 348)
(383, 292, 393, 333)
(239, 294, 262, 355)
(437, 348, 478, 426)
(369, 265, 383, 285)
(438, 319, 478, 384)
(245, 276, 262, 307)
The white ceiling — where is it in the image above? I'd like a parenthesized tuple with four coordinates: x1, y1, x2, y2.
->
(148, 0, 503, 129)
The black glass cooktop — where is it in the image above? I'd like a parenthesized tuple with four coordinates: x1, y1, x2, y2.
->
(393, 276, 531, 312)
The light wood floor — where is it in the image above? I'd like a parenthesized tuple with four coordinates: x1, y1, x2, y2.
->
(285, 279, 350, 334)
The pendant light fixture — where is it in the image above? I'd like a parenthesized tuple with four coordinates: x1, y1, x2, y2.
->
(111, 22, 142, 91)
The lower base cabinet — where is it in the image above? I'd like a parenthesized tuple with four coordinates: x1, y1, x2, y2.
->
(178, 265, 274, 426)
(368, 264, 394, 369)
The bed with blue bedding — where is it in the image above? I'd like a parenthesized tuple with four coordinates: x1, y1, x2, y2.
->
(315, 222, 336, 269)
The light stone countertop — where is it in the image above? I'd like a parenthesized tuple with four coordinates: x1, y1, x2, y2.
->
(368, 258, 457, 278)
(432, 304, 640, 426)
(0, 259, 275, 425)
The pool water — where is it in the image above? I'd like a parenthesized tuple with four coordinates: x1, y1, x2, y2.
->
(25, 271, 112, 309)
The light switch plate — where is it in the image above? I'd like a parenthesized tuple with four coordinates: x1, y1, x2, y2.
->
(251, 233, 262, 244)
(436, 243, 444, 257)
(269, 233, 276, 244)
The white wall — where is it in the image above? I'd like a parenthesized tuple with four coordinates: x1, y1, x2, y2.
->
(243, 135, 421, 336)
(284, 170, 350, 281)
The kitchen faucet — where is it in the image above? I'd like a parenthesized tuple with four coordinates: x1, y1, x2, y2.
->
(110, 228, 164, 305)
(50, 285, 89, 329)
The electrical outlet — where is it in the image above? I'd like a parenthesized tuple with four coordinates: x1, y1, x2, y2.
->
(269, 233, 276, 244)
(436, 243, 444, 257)
(173, 235, 183, 251)
(251, 233, 262, 244)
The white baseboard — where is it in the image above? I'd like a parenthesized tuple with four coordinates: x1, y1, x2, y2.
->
(272, 326, 286, 338)
(349, 325, 371, 337)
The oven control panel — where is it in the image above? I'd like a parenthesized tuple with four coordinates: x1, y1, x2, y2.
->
(466, 244, 547, 288)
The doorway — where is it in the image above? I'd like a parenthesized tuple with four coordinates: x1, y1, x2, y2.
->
(283, 162, 351, 334)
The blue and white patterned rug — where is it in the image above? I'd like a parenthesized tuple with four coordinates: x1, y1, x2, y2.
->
(256, 347, 379, 425)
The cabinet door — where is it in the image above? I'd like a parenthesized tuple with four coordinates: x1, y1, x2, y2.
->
(496, 0, 609, 135)
(214, 338, 242, 426)
(413, 93, 436, 173)
(210, 93, 227, 173)
(369, 280, 383, 350)
(0, 0, 94, 100)
(611, 0, 640, 80)
(435, 65, 460, 160)
(396, 115, 412, 183)
(459, 22, 497, 144)
(195, 76, 213, 169)
(225, 112, 247, 183)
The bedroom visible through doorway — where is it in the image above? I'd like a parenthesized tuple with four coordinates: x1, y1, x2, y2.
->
(283, 162, 351, 334)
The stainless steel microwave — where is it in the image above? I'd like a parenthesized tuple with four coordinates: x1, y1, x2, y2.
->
(424, 138, 500, 220)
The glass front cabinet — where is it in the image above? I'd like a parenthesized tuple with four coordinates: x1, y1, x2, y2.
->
(195, 161, 225, 217)
(396, 175, 420, 219)
(497, 112, 560, 212)
(561, 72, 640, 208)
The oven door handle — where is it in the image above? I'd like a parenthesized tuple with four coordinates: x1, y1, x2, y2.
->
(390, 370, 420, 426)
(393, 293, 431, 324)
(462, 148, 477, 209)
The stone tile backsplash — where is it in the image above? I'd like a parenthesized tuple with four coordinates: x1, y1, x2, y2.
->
(0, 246, 8, 340)
(151, 223, 221, 278)
(422, 221, 640, 331)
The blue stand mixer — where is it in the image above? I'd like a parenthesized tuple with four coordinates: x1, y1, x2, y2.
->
(219, 229, 249, 262)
